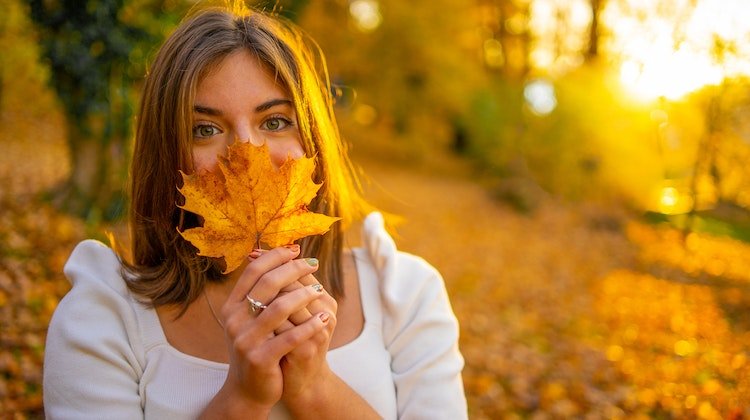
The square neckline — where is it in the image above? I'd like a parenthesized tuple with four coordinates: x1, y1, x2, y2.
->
(145, 247, 376, 367)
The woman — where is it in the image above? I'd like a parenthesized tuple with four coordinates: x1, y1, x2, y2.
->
(43, 4, 466, 419)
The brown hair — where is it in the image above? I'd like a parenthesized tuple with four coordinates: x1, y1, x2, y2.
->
(125, 5, 371, 311)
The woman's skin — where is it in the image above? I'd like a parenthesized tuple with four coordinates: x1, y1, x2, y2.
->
(154, 50, 373, 419)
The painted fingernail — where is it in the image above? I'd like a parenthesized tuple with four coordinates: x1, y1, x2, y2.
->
(311, 284, 323, 292)
(318, 312, 330, 323)
(286, 244, 300, 253)
(305, 258, 319, 266)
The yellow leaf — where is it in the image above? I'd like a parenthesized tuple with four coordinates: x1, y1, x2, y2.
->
(178, 142, 340, 273)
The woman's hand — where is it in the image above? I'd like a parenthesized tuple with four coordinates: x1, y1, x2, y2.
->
(277, 276, 338, 405)
(208, 246, 329, 416)
(246, 252, 339, 405)
(244, 249, 339, 408)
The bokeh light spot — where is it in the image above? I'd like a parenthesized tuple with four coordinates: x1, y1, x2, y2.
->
(524, 79, 557, 116)
(349, 0, 382, 33)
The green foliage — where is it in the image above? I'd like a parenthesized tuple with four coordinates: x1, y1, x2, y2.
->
(25, 0, 190, 219)
(28, 0, 150, 138)
(460, 80, 525, 175)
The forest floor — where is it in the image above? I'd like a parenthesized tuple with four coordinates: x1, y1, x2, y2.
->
(2, 111, 750, 418)
(354, 150, 750, 419)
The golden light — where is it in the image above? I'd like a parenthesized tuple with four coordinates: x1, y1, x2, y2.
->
(619, 49, 723, 101)
(606, 0, 750, 102)
(660, 187, 679, 208)
(349, 0, 382, 33)
(529, 0, 591, 73)
(483, 38, 504, 68)
(353, 103, 377, 126)
(655, 183, 694, 215)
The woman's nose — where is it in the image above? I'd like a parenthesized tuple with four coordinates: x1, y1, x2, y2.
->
(237, 136, 264, 147)
(235, 124, 264, 147)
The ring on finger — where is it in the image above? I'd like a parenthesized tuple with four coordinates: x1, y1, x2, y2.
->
(246, 294, 268, 313)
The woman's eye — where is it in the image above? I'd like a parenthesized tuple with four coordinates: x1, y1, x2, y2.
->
(262, 117, 291, 131)
(193, 124, 221, 138)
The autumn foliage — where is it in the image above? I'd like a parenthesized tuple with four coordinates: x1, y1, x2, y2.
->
(5, 0, 750, 418)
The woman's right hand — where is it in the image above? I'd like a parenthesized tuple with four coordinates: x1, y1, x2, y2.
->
(206, 246, 329, 417)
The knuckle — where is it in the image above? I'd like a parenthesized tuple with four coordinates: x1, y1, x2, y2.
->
(280, 281, 302, 293)
(224, 314, 243, 337)
(246, 349, 266, 367)
(242, 261, 264, 280)
(233, 334, 251, 355)
(273, 297, 296, 314)
(258, 270, 280, 288)
(279, 329, 301, 348)
(296, 344, 316, 360)
(312, 331, 328, 346)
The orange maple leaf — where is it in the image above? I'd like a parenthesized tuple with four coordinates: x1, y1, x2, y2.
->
(177, 142, 340, 273)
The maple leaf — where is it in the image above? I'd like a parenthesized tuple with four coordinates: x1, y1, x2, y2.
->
(177, 142, 340, 273)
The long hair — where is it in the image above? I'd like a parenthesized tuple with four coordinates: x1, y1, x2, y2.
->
(125, 6, 371, 311)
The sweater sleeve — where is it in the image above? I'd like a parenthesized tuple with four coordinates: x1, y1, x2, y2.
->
(43, 240, 145, 420)
(362, 213, 468, 420)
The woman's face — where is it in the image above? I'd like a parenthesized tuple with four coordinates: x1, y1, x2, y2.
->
(191, 49, 304, 172)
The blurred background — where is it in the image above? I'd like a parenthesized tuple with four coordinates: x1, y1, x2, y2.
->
(2, 0, 750, 417)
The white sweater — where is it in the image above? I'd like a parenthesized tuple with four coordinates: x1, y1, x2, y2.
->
(43, 213, 467, 419)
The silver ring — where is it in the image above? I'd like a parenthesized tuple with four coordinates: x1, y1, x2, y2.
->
(246, 294, 267, 313)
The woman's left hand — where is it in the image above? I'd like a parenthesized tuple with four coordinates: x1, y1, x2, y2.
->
(276, 273, 338, 404)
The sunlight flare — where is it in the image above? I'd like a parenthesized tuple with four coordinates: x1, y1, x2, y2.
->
(607, 0, 750, 101)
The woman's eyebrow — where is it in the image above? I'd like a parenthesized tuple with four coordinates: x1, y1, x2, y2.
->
(193, 99, 293, 115)
(255, 98, 293, 112)
(193, 105, 221, 116)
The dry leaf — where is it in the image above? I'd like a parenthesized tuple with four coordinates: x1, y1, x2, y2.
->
(178, 142, 340, 273)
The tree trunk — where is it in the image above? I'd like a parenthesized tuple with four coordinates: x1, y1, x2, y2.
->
(55, 117, 127, 220)
(495, 0, 531, 81)
(586, 0, 604, 61)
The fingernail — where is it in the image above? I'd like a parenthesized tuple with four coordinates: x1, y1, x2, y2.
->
(305, 258, 319, 266)
(286, 244, 300, 253)
(318, 312, 330, 323)
(311, 283, 323, 292)
(249, 249, 262, 258)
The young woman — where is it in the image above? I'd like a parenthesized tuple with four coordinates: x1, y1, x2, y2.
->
(43, 5, 466, 419)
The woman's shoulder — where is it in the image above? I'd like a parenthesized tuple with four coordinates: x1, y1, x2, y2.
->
(359, 212, 446, 308)
(63, 239, 130, 296)
(44, 241, 149, 417)
(48, 239, 148, 362)
(360, 214, 467, 419)
(51, 239, 145, 338)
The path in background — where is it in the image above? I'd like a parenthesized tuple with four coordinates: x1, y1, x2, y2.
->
(352, 151, 750, 418)
(353, 153, 637, 417)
